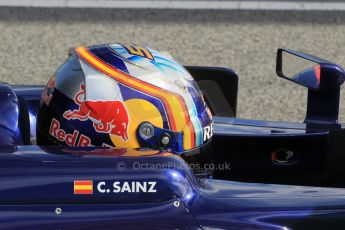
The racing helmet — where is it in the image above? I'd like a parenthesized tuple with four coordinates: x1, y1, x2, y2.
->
(37, 43, 213, 154)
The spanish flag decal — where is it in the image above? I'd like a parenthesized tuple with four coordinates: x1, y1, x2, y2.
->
(74, 180, 93, 194)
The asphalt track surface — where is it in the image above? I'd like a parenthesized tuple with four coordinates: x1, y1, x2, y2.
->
(1, 7, 345, 122)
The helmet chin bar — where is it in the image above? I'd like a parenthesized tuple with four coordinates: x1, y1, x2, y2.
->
(137, 122, 183, 153)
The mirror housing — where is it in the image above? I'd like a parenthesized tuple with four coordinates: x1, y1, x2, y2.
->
(276, 49, 345, 129)
(277, 49, 345, 91)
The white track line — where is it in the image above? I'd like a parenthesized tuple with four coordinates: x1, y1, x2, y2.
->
(1, 0, 345, 11)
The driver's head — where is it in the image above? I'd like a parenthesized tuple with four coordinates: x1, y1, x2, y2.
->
(36, 43, 213, 154)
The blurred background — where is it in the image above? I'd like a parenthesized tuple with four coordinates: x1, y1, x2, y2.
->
(1, 0, 345, 122)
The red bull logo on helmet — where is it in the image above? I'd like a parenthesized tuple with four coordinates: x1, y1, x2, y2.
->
(63, 84, 130, 141)
(49, 118, 92, 146)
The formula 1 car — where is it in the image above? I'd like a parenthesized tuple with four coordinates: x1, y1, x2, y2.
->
(1, 48, 345, 229)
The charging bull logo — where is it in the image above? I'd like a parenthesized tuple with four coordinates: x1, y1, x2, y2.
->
(63, 84, 129, 141)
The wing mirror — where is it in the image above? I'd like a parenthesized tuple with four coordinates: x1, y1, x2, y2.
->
(276, 49, 345, 128)
(276, 49, 345, 90)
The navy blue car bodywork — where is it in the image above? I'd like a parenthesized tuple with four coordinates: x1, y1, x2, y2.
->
(1, 49, 345, 229)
